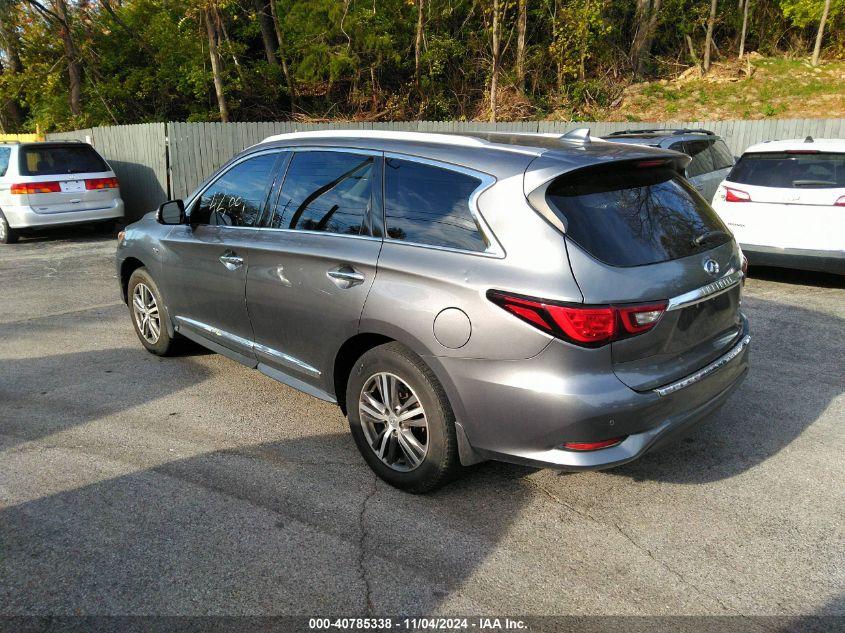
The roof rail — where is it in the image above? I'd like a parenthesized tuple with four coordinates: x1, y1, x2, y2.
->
(606, 128, 715, 136)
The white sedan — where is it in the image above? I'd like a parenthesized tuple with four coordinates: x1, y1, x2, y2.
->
(711, 137, 844, 275)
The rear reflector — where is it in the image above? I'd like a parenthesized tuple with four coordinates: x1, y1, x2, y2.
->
(85, 177, 119, 190)
(562, 437, 626, 451)
(10, 181, 62, 194)
(724, 187, 751, 203)
(636, 159, 668, 168)
(487, 291, 666, 347)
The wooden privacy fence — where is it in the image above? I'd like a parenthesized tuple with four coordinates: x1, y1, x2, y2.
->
(47, 118, 845, 221)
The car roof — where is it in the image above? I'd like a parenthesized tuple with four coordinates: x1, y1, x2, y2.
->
(742, 138, 845, 154)
(252, 129, 684, 180)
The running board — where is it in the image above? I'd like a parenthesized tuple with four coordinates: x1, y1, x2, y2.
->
(257, 363, 336, 403)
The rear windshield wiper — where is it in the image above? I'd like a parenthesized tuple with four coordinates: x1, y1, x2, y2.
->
(792, 180, 837, 187)
(692, 230, 730, 248)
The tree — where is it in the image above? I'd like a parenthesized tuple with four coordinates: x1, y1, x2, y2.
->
(703, 0, 717, 73)
(414, 0, 424, 88)
(490, 0, 502, 122)
(252, 0, 278, 66)
(204, 5, 229, 122)
(812, 0, 832, 66)
(630, 0, 662, 76)
(738, 0, 750, 58)
(516, 0, 527, 91)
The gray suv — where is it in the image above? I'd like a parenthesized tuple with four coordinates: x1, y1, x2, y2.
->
(117, 130, 750, 492)
(601, 129, 735, 203)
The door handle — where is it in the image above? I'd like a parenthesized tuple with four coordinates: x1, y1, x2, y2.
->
(327, 266, 365, 288)
(219, 251, 244, 271)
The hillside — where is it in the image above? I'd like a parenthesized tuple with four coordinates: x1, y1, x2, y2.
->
(602, 56, 845, 122)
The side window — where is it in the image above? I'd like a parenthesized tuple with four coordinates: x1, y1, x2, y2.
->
(0, 147, 10, 177)
(269, 151, 373, 235)
(684, 140, 716, 177)
(710, 140, 735, 170)
(384, 158, 487, 252)
(192, 153, 279, 227)
(668, 142, 686, 153)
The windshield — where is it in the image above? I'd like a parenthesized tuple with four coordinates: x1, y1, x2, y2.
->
(546, 166, 730, 267)
(728, 152, 845, 189)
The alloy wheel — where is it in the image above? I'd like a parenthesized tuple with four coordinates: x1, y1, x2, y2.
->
(358, 372, 428, 472)
(132, 282, 161, 344)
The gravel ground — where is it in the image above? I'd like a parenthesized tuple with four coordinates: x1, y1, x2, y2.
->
(0, 229, 843, 621)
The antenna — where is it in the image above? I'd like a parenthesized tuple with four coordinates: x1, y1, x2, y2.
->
(804, 136, 814, 143)
(561, 128, 591, 143)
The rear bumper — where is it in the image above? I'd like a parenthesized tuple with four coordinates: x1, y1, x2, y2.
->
(741, 243, 845, 275)
(3, 199, 124, 229)
(436, 315, 750, 471)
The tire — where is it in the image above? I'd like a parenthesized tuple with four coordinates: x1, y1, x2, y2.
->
(347, 342, 461, 493)
(0, 213, 19, 244)
(127, 267, 177, 356)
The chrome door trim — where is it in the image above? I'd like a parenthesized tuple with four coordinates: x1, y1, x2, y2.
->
(666, 269, 743, 312)
(654, 334, 750, 396)
(253, 342, 321, 377)
(382, 152, 505, 259)
(174, 315, 253, 351)
(174, 316, 322, 377)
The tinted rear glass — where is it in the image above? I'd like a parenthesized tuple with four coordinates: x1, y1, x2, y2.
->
(546, 166, 730, 267)
(684, 140, 716, 177)
(711, 140, 734, 170)
(19, 144, 109, 176)
(728, 152, 845, 188)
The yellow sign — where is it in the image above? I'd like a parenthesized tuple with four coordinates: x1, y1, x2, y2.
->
(0, 133, 44, 142)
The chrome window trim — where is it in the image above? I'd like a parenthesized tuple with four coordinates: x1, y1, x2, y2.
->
(185, 148, 288, 220)
(666, 268, 743, 312)
(382, 152, 505, 259)
(654, 334, 750, 397)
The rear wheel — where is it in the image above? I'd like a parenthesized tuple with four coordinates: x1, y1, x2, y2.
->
(347, 342, 460, 493)
(98, 219, 118, 235)
(127, 267, 177, 356)
(0, 213, 19, 244)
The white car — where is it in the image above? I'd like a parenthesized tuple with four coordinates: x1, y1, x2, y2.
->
(711, 137, 844, 275)
(0, 141, 124, 244)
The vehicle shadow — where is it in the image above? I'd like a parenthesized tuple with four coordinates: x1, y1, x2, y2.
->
(747, 265, 844, 289)
(0, 347, 210, 451)
(608, 294, 844, 485)
(11, 224, 120, 244)
(0, 432, 535, 616)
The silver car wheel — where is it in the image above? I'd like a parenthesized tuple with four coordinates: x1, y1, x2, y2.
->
(132, 282, 161, 344)
(359, 372, 428, 472)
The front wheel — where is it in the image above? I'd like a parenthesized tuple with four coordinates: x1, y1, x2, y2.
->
(347, 342, 461, 493)
(0, 213, 19, 244)
(127, 267, 177, 356)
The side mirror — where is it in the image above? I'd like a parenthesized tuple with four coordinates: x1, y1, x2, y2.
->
(156, 200, 185, 225)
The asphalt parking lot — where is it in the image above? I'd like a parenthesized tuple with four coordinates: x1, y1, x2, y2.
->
(1, 229, 843, 622)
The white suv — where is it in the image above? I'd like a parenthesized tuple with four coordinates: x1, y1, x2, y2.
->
(712, 137, 844, 275)
(0, 141, 124, 244)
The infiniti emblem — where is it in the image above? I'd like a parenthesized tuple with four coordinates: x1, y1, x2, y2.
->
(703, 258, 720, 276)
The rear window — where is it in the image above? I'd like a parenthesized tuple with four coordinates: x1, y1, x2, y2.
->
(711, 140, 734, 170)
(728, 152, 845, 189)
(546, 166, 730, 267)
(19, 144, 109, 176)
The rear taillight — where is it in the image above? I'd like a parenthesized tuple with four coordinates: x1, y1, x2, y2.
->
(724, 187, 751, 203)
(86, 177, 119, 190)
(487, 291, 666, 347)
(835, 195, 845, 207)
(562, 437, 626, 451)
(10, 181, 62, 194)
(741, 254, 749, 279)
